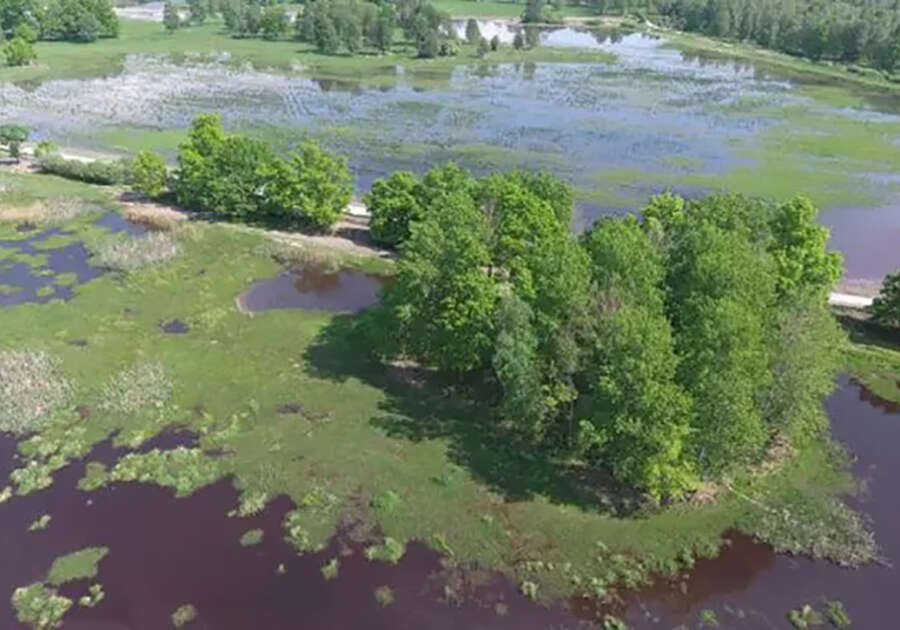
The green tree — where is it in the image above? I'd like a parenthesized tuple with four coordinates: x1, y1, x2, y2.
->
(767, 195, 842, 300)
(3, 36, 35, 65)
(666, 215, 776, 475)
(13, 21, 37, 43)
(580, 215, 697, 501)
(263, 141, 353, 231)
(372, 6, 395, 52)
(132, 151, 168, 199)
(365, 171, 424, 248)
(524, 25, 540, 48)
(490, 34, 500, 51)
(163, 2, 180, 31)
(492, 292, 546, 432)
(313, 11, 339, 53)
(187, 0, 207, 24)
(513, 31, 524, 50)
(465, 17, 480, 44)
(379, 191, 498, 373)
(872, 270, 900, 327)
(260, 5, 288, 40)
(522, 0, 546, 23)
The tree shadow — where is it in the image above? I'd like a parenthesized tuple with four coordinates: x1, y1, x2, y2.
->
(304, 314, 642, 517)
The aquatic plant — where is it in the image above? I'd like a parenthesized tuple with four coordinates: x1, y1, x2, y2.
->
(824, 600, 851, 629)
(11, 459, 57, 495)
(89, 232, 181, 271)
(109, 448, 221, 497)
(0, 350, 73, 434)
(77, 462, 109, 491)
(239, 529, 264, 547)
(28, 514, 51, 531)
(47, 547, 109, 586)
(788, 604, 824, 629)
(520, 580, 538, 601)
(371, 489, 402, 515)
(700, 609, 720, 627)
(603, 615, 628, 630)
(364, 537, 407, 564)
(320, 557, 339, 580)
(99, 362, 172, 416)
(78, 584, 105, 608)
(373, 585, 394, 607)
(11, 584, 72, 630)
(0, 486, 12, 503)
(171, 603, 198, 627)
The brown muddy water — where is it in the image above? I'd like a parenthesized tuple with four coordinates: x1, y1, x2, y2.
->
(238, 266, 387, 314)
(1, 379, 896, 629)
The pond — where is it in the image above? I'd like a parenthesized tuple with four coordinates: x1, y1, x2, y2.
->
(238, 265, 387, 314)
(0, 379, 895, 628)
(2, 25, 897, 280)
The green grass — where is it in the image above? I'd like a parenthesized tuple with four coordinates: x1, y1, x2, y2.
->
(845, 338, 900, 404)
(0, 18, 615, 85)
(46, 548, 109, 586)
(0, 172, 872, 603)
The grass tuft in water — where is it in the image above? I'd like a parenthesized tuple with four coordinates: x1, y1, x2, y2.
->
(11, 583, 72, 630)
(239, 529, 264, 547)
(320, 557, 340, 580)
(77, 584, 105, 608)
(373, 585, 395, 607)
(171, 603, 198, 627)
(364, 537, 407, 564)
(28, 514, 51, 532)
(824, 599, 852, 629)
(788, 604, 824, 629)
(109, 448, 221, 497)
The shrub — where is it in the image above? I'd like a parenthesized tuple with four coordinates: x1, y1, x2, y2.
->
(4, 37, 37, 66)
(14, 22, 38, 43)
(872, 270, 900, 327)
(89, 233, 181, 271)
(0, 350, 73, 434)
(38, 155, 132, 185)
(34, 141, 59, 159)
(131, 151, 168, 198)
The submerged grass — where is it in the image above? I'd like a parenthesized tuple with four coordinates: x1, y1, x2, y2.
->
(0, 172, 880, 606)
(89, 232, 182, 271)
(0, 350, 73, 434)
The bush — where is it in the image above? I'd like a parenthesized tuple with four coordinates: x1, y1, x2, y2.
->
(3, 37, 36, 66)
(872, 270, 900, 327)
(38, 155, 132, 185)
(175, 114, 351, 230)
(131, 151, 168, 199)
(34, 141, 59, 159)
(0, 350, 73, 435)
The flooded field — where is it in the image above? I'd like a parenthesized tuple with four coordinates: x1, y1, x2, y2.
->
(1, 379, 893, 629)
(2, 24, 898, 278)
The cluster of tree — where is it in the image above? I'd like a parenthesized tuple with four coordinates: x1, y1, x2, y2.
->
(657, 0, 900, 72)
(464, 18, 500, 56)
(173, 114, 352, 231)
(3, 26, 35, 66)
(0, 124, 28, 160)
(0, 0, 118, 43)
(293, 0, 396, 52)
(362, 164, 844, 501)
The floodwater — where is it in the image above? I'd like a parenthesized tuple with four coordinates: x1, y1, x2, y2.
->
(0, 213, 145, 307)
(238, 265, 386, 314)
(0, 380, 896, 629)
(2, 25, 898, 278)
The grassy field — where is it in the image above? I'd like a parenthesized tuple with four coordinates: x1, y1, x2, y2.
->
(0, 18, 616, 84)
(0, 170, 877, 613)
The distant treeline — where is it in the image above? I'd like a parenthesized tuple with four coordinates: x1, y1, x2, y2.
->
(0, 0, 118, 42)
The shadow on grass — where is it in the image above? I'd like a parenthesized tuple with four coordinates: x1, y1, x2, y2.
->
(304, 313, 639, 516)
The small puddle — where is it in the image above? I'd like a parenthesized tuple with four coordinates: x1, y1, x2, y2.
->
(160, 319, 190, 335)
(0, 213, 146, 308)
(238, 266, 387, 314)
